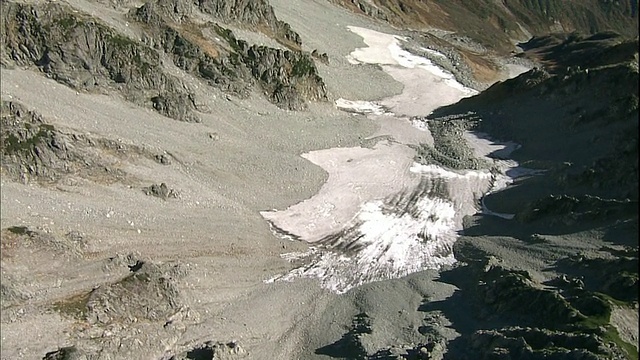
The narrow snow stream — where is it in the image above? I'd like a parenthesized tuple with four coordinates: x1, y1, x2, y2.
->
(262, 26, 531, 293)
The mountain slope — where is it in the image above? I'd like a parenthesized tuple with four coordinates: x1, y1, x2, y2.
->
(419, 31, 639, 360)
(333, 0, 639, 53)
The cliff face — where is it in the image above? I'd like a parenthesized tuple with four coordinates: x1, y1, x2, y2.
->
(1, 0, 326, 121)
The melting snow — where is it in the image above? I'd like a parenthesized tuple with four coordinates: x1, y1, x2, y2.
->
(269, 193, 458, 294)
(335, 98, 387, 115)
(264, 26, 523, 294)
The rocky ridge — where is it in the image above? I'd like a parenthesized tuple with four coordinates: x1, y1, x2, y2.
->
(0, 100, 166, 185)
(331, 0, 639, 54)
(1, 0, 327, 122)
(411, 32, 639, 360)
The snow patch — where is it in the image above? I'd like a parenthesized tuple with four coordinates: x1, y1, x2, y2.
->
(346, 26, 477, 96)
(268, 194, 458, 294)
(335, 98, 387, 115)
(263, 27, 518, 294)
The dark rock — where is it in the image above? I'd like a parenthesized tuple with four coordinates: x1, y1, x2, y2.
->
(130, 1, 327, 111)
(165, 340, 245, 360)
(0, 100, 153, 184)
(43, 346, 85, 360)
(469, 327, 612, 359)
(316, 312, 372, 359)
(86, 261, 187, 325)
(155, 153, 172, 165)
(311, 49, 330, 65)
(143, 183, 178, 199)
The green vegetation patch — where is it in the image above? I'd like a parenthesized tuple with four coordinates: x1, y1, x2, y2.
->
(213, 24, 243, 53)
(5, 226, 32, 235)
(52, 291, 93, 320)
(107, 34, 137, 49)
(291, 55, 315, 77)
(568, 292, 639, 360)
(54, 15, 79, 30)
(2, 123, 55, 155)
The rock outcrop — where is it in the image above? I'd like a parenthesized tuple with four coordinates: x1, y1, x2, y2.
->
(429, 33, 638, 229)
(196, 0, 302, 49)
(0, 100, 159, 184)
(131, 0, 327, 110)
(2, 0, 327, 121)
(445, 238, 638, 359)
(1, 2, 201, 122)
(420, 36, 639, 356)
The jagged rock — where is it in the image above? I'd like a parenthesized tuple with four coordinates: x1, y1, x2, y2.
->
(476, 262, 580, 326)
(43, 346, 87, 360)
(1, 101, 71, 183)
(131, 0, 193, 25)
(143, 182, 179, 199)
(469, 326, 617, 359)
(1, 226, 87, 257)
(3, 0, 326, 114)
(516, 195, 637, 227)
(155, 153, 173, 165)
(84, 261, 188, 325)
(0, 100, 158, 184)
(329, 0, 388, 22)
(414, 114, 487, 170)
(130, 2, 327, 110)
(311, 49, 330, 65)
(196, 0, 302, 48)
(164, 340, 247, 360)
(0, 273, 31, 309)
(151, 93, 200, 123)
(103, 252, 143, 272)
(557, 254, 639, 302)
(316, 313, 372, 359)
(212, 25, 327, 109)
(2, 2, 200, 122)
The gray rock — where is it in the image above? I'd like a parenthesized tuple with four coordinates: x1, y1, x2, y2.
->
(143, 182, 178, 199)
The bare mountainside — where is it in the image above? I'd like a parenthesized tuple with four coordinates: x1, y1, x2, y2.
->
(330, 0, 639, 88)
(332, 0, 639, 53)
(1, 0, 639, 360)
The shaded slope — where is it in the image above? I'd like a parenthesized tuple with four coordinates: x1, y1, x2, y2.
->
(398, 32, 640, 360)
(332, 0, 639, 54)
(428, 34, 638, 232)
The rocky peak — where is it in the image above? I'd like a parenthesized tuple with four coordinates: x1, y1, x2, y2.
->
(196, 0, 302, 49)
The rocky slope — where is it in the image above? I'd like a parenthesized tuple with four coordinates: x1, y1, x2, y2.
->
(430, 33, 638, 219)
(331, 0, 638, 88)
(415, 32, 639, 360)
(332, 0, 639, 54)
(1, 0, 638, 359)
(1, 0, 326, 121)
(1, 100, 164, 185)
